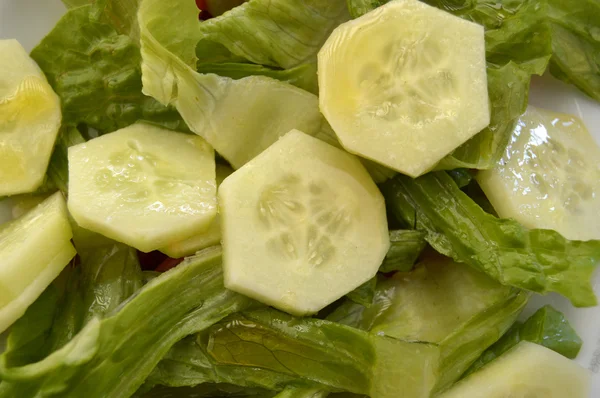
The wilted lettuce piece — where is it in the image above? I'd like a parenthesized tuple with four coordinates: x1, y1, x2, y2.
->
(196, 63, 318, 94)
(0, 248, 254, 398)
(379, 230, 426, 273)
(465, 305, 582, 376)
(139, 0, 328, 169)
(30, 5, 186, 134)
(45, 126, 86, 193)
(381, 172, 600, 307)
(446, 169, 473, 189)
(207, 308, 440, 398)
(328, 257, 528, 392)
(346, 277, 377, 307)
(196, 0, 349, 68)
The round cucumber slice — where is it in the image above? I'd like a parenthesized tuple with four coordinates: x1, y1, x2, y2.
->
(439, 341, 590, 398)
(219, 130, 389, 316)
(318, 0, 489, 177)
(0, 39, 62, 196)
(160, 164, 233, 258)
(477, 106, 600, 241)
(68, 123, 217, 253)
(0, 192, 76, 333)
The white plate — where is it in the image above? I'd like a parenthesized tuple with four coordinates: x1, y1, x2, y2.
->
(1, 0, 599, 396)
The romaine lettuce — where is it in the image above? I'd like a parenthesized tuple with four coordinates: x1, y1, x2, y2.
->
(0, 248, 254, 398)
(381, 172, 600, 307)
(143, 308, 440, 398)
(379, 230, 427, 273)
(195, 0, 349, 68)
(138, 0, 328, 169)
(464, 305, 582, 376)
(328, 257, 529, 392)
(30, 5, 187, 134)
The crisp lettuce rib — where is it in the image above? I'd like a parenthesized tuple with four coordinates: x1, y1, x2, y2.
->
(381, 172, 600, 307)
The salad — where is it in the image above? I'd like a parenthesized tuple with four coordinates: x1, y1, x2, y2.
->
(0, 0, 599, 397)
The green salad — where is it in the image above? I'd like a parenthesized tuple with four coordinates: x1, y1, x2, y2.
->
(0, 0, 599, 396)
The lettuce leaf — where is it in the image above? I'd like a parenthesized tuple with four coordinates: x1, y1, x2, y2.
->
(195, 0, 349, 68)
(144, 308, 440, 398)
(196, 62, 319, 94)
(381, 172, 600, 307)
(379, 230, 426, 273)
(0, 248, 254, 398)
(464, 305, 582, 376)
(345, 277, 377, 307)
(0, 233, 144, 395)
(45, 126, 86, 193)
(30, 5, 187, 134)
(328, 257, 528, 392)
(139, 0, 328, 169)
(206, 309, 440, 398)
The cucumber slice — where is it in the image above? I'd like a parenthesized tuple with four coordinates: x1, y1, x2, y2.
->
(477, 106, 600, 241)
(318, 0, 489, 177)
(0, 39, 62, 196)
(68, 123, 217, 253)
(439, 341, 590, 398)
(0, 192, 76, 333)
(219, 130, 389, 315)
(160, 164, 233, 258)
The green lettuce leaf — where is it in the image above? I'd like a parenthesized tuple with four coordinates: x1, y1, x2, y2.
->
(0, 247, 254, 398)
(139, 0, 329, 169)
(195, 0, 349, 68)
(206, 308, 440, 398)
(345, 277, 377, 307)
(379, 230, 426, 273)
(45, 126, 86, 193)
(196, 62, 318, 94)
(145, 308, 440, 398)
(30, 5, 187, 134)
(465, 305, 582, 376)
(446, 169, 473, 189)
(328, 256, 528, 392)
(381, 172, 600, 307)
(0, 233, 145, 396)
